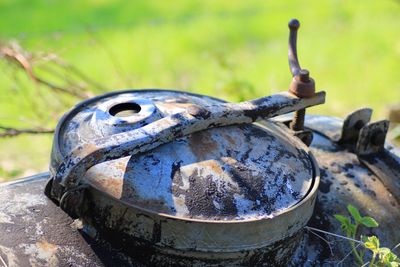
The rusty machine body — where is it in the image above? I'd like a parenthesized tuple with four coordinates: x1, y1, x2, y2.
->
(0, 19, 399, 267)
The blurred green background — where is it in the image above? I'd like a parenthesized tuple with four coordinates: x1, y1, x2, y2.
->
(0, 0, 399, 180)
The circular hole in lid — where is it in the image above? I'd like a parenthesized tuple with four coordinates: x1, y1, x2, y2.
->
(109, 102, 141, 117)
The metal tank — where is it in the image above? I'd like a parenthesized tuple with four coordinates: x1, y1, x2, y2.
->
(0, 19, 399, 267)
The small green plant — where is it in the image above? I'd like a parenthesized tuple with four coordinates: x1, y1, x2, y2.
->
(335, 204, 400, 266)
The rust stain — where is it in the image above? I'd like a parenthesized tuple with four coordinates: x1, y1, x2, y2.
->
(104, 178, 123, 198)
(188, 131, 218, 160)
(195, 160, 224, 176)
(88, 175, 123, 199)
(175, 197, 185, 207)
(115, 161, 128, 172)
(156, 102, 194, 113)
(223, 134, 236, 145)
(36, 240, 58, 253)
(81, 143, 99, 155)
(221, 157, 238, 165)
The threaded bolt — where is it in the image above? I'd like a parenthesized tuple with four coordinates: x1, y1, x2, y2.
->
(290, 108, 306, 131)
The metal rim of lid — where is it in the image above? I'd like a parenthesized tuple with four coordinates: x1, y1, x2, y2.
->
(50, 89, 320, 255)
(51, 89, 319, 224)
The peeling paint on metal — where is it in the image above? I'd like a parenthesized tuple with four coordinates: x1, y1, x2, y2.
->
(84, 123, 313, 221)
(50, 90, 324, 197)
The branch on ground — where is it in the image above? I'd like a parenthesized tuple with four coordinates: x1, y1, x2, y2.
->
(0, 125, 54, 138)
(0, 42, 98, 99)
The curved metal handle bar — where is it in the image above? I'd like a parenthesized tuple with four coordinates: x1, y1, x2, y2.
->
(53, 91, 325, 197)
(288, 19, 301, 77)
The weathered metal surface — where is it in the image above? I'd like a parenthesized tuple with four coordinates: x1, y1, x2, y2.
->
(292, 128, 314, 146)
(355, 120, 389, 156)
(303, 115, 344, 141)
(305, 114, 400, 202)
(1, 115, 399, 266)
(339, 108, 373, 143)
(49, 90, 325, 198)
(0, 173, 141, 267)
(304, 113, 400, 205)
(90, 96, 164, 137)
(53, 90, 228, 157)
(351, 118, 400, 200)
(358, 145, 400, 201)
(81, 169, 318, 264)
(74, 124, 319, 255)
(43, 88, 323, 264)
(83, 122, 314, 220)
(292, 116, 400, 265)
(289, 70, 315, 100)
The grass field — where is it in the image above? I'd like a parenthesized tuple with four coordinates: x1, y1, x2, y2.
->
(0, 0, 399, 180)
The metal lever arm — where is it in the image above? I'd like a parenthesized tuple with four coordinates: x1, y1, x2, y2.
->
(287, 19, 315, 99)
(288, 19, 301, 77)
(51, 91, 325, 199)
(287, 19, 316, 134)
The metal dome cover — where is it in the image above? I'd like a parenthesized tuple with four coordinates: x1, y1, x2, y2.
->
(51, 90, 315, 221)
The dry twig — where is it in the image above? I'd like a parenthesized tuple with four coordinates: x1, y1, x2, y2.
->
(0, 42, 99, 99)
(0, 41, 107, 138)
(0, 254, 8, 267)
(0, 125, 54, 138)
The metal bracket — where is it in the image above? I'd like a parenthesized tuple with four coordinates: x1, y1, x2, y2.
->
(353, 119, 400, 201)
(355, 120, 389, 156)
(257, 119, 313, 146)
(59, 184, 88, 219)
(339, 108, 372, 144)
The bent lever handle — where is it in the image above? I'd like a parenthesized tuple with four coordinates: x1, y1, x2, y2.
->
(288, 19, 301, 77)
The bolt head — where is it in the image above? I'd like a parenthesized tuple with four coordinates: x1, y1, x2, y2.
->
(299, 69, 310, 82)
(288, 19, 300, 30)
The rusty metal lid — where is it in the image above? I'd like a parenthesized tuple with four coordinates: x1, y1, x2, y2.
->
(50, 89, 315, 221)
